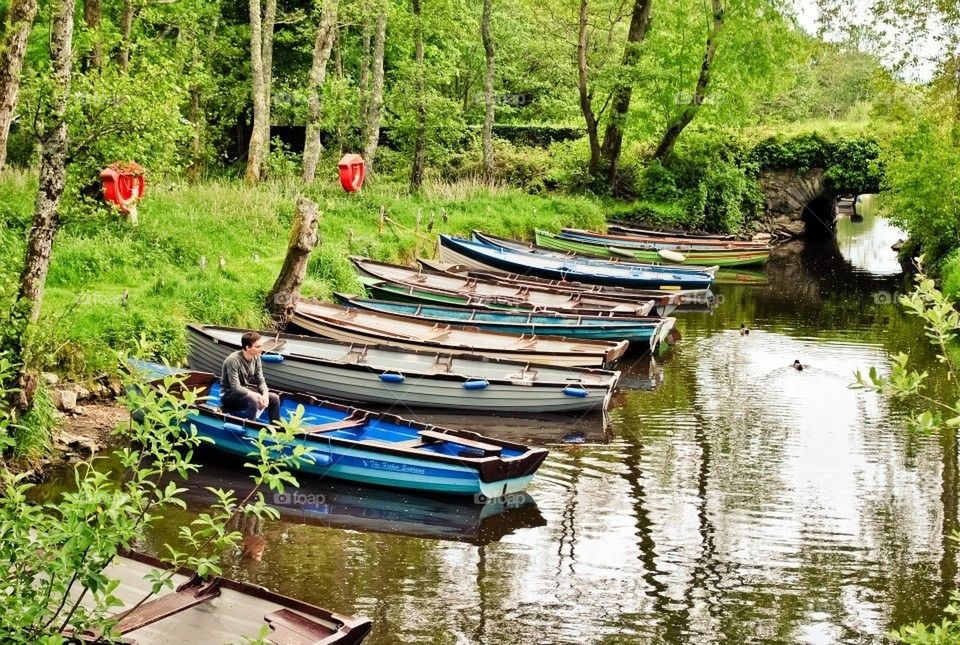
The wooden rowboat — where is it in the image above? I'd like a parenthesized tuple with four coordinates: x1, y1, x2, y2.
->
(561, 227, 768, 249)
(291, 300, 629, 368)
(415, 258, 715, 313)
(150, 367, 550, 498)
(73, 549, 371, 644)
(186, 325, 620, 414)
(606, 222, 737, 240)
(334, 293, 673, 351)
(352, 257, 660, 317)
(439, 234, 715, 289)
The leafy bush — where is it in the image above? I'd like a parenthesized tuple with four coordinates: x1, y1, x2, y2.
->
(751, 132, 882, 194)
(441, 139, 554, 192)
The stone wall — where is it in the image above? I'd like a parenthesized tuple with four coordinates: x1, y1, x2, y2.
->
(757, 168, 832, 238)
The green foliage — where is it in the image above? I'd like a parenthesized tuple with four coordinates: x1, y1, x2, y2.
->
(442, 139, 554, 192)
(0, 367, 306, 641)
(751, 132, 883, 193)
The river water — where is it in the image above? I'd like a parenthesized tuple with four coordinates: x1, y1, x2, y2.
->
(38, 198, 960, 643)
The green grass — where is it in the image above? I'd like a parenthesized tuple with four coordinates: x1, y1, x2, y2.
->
(0, 170, 607, 379)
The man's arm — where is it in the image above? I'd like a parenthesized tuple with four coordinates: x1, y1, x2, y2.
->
(254, 357, 269, 396)
(225, 355, 253, 397)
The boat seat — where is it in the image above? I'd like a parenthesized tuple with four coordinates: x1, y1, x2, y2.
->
(431, 354, 454, 373)
(264, 608, 338, 644)
(340, 345, 369, 365)
(417, 429, 502, 456)
(111, 577, 221, 635)
(426, 327, 452, 342)
(298, 412, 370, 437)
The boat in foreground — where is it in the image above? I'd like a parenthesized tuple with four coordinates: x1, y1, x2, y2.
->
(158, 369, 550, 497)
(334, 293, 673, 351)
(439, 234, 715, 290)
(186, 324, 620, 414)
(291, 300, 629, 368)
(74, 549, 371, 644)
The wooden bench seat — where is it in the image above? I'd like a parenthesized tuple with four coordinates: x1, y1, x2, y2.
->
(417, 429, 502, 456)
(264, 608, 338, 644)
(299, 412, 370, 437)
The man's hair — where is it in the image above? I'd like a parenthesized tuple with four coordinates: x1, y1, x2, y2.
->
(241, 331, 262, 350)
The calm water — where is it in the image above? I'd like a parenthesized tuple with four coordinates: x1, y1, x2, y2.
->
(39, 201, 959, 644)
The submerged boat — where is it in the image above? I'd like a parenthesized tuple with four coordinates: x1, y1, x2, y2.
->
(75, 549, 371, 644)
(291, 300, 628, 368)
(352, 257, 659, 317)
(539, 230, 771, 267)
(186, 324, 620, 414)
(415, 258, 715, 313)
(154, 369, 550, 498)
(438, 234, 715, 289)
(334, 293, 674, 351)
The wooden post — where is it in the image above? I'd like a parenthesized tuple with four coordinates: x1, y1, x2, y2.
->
(378, 205, 385, 233)
(266, 197, 321, 327)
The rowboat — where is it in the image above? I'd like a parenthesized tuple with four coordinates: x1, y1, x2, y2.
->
(472, 231, 720, 275)
(158, 368, 550, 498)
(291, 300, 628, 368)
(561, 227, 767, 249)
(438, 234, 715, 289)
(415, 258, 715, 313)
(606, 222, 737, 240)
(537, 230, 770, 267)
(186, 325, 620, 414)
(352, 257, 659, 317)
(334, 293, 674, 351)
(73, 549, 371, 644)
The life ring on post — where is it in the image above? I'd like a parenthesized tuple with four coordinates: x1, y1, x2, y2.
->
(337, 154, 366, 193)
(100, 161, 147, 222)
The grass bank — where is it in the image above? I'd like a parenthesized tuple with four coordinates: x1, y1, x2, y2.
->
(0, 171, 607, 380)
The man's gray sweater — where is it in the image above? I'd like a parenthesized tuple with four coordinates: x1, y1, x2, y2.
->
(220, 350, 268, 399)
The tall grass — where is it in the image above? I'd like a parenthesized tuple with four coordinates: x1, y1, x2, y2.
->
(1, 174, 607, 380)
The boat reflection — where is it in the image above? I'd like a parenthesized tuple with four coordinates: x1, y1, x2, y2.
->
(183, 462, 546, 546)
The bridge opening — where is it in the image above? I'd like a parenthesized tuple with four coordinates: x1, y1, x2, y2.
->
(800, 196, 835, 239)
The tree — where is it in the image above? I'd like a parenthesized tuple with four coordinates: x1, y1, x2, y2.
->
(266, 197, 320, 326)
(83, 0, 103, 72)
(600, 0, 652, 187)
(245, 0, 277, 184)
(481, 0, 495, 183)
(10, 0, 74, 415)
(302, 0, 340, 184)
(409, 0, 427, 191)
(576, 0, 602, 176)
(118, 0, 135, 71)
(652, 0, 724, 160)
(362, 3, 387, 169)
(0, 0, 39, 171)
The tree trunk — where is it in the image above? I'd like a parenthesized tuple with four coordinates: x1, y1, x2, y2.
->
(409, 0, 426, 191)
(302, 0, 340, 184)
(577, 0, 601, 177)
(600, 0, 652, 188)
(362, 7, 387, 168)
(652, 0, 723, 161)
(245, 0, 268, 183)
(359, 18, 371, 126)
(481, 0, 495, 184)
(84, 0, 103, 72)
(118, 0, 135, 71)
(260, 0, 276, 173)
(266, 197, 321, 327)
(12, 0, 74, 414)
(187, 43, 203, 182)
(0, 0, 39, 172)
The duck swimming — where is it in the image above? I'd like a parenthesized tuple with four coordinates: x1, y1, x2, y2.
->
(793, 359, 803, 371)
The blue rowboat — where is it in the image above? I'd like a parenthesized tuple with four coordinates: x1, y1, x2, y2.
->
(438, 234, 715, 290)
(148, 368, 549, 498)
(334, 293, 672, 351)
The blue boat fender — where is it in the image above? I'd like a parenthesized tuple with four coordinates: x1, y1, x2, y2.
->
(562, 384, 590, 398)
(299, 450, 333, 467)
(462, 378, 489, 390)
(380, 371, 405, 384)
(261, 353, 284, 363)
(223, 422, 255, 443)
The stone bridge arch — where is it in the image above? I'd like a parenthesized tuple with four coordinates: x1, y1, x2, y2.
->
(758, 168, 838, 239)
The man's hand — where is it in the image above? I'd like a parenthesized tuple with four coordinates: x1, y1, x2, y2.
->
(258, 393, 268, 408)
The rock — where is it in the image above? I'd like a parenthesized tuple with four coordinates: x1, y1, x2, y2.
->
(50, 389, 78, 412)
(54, 429, 99, 455)
(73, 386, 91, 401)
(43, 372, 60, 386)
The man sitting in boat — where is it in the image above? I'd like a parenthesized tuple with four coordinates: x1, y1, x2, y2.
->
(220, 331, 281, 423)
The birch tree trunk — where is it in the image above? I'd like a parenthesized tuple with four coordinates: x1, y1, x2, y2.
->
(359, 18, 371, 127)
(302, 0, 340, 184)
(260, 0, 276, 171)
(118, 0, 134, 71)
(577, 0, 602, 177)
(481, 0, 495, 184)
(245, 0, 268, 183)
(266, 197, 320, 327)
(0, 0, 39, 171)
(362, 6, 387, 169)
(653, 0, 723, 161)
(600, 0, 652, 188)
(12, 0, 74, 414)
(409, 0, 426, 191)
